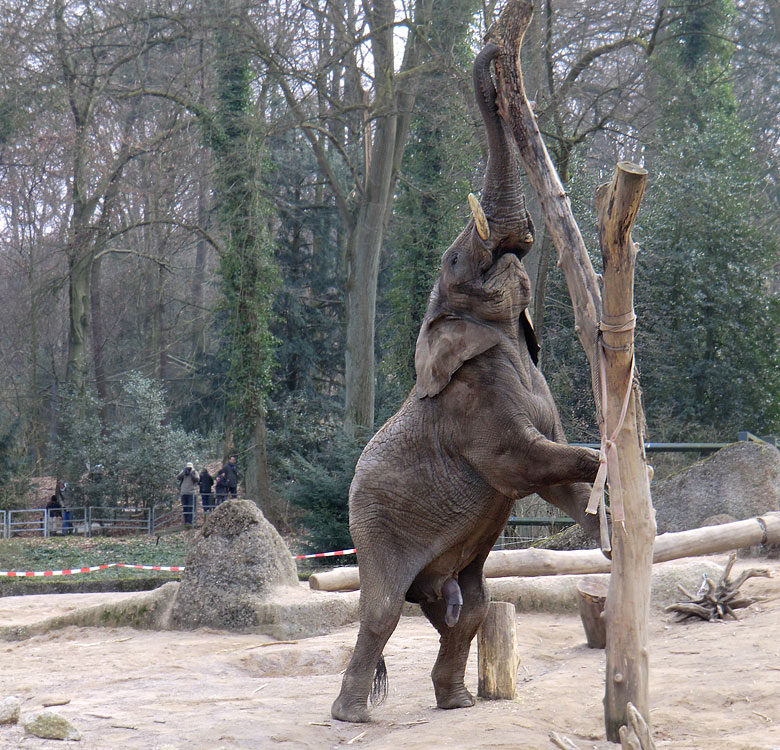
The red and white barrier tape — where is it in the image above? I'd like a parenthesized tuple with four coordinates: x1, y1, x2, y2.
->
(0, 548, 357, 576)
(0, 563, 184, 577)
(292, 548, 355, 560)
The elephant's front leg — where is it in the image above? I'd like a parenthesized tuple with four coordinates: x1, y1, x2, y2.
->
(538, 482, 600, 541)
(419, 559, 489, 710)
(478, 425, 600, 497)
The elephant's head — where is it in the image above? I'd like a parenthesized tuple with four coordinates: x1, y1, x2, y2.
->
(415, 43, 536, 399)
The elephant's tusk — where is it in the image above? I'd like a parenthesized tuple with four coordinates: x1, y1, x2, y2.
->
(468, 193, 490, 241)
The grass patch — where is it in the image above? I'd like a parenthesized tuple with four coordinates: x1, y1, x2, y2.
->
(0, 532, 193, 588)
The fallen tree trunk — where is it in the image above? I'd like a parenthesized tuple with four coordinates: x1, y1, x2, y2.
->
(307, 513, 780, 591)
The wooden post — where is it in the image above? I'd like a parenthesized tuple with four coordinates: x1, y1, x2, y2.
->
(490, 3, 654, 741)
(596, 163, 655, 741)
(477, 601, 519, 700)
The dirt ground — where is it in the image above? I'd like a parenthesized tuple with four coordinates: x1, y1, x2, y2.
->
(2, 556, 780, 749)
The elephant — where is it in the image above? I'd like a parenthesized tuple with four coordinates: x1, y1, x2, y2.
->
(330, 43, 601, 724)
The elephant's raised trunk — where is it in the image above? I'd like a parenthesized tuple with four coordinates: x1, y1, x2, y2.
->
(472, 44, 533, 256)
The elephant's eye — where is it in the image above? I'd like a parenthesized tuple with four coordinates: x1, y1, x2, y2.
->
(450, 253, 458, 267)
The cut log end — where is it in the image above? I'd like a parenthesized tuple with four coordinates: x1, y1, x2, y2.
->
(616, 160, 648, 176)
(576, 577, 608, 649)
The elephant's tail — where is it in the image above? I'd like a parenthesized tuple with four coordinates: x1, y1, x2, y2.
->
(369, 654, 388, 707)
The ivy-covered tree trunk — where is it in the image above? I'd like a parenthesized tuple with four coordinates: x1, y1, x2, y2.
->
(209, 7, 282, 526)
(65, 246, 92, 398)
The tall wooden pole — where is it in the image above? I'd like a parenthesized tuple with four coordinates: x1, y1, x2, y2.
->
(596, 163, 654, 740)
(490, 2, 655, 741)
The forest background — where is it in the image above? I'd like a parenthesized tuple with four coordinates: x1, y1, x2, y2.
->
(0, 0, 778, 554)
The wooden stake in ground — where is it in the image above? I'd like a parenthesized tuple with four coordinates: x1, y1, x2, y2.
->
(595, 163, 655, 742)
(477, 601, 520, 700)
(490, 2, 654, 741)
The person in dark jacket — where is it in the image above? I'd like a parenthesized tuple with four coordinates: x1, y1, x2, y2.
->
(176, 462, 200, 525)
(199, 468, 215, 514)
(214, 470, 229, 506)
(55, 480, 74, 535)
(46, 493, 62, 536)
(219, 455, 239, 498)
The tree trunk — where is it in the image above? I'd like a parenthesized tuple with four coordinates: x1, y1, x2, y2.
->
(191, 153, 210, 359)
(90, 253, 109, 425)
(66, 248, 93, 398)
(344, 176, 392, 437)
(243, 411, 288, 530)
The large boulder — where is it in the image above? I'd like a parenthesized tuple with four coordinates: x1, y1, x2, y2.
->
(653, 442, 780, 534)
(167, 499, 300, 631)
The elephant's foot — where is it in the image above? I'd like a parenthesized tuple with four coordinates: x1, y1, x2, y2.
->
(434, 684, 475, 710)
(331, 696, 371, 723)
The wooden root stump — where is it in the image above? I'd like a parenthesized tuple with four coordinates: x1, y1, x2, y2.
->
(665, 552, 770, 622)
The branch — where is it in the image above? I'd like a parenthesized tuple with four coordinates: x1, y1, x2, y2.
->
(105, 219, 222, 254)
(91, 247, 173, 269)
(488, 1, 601, 370)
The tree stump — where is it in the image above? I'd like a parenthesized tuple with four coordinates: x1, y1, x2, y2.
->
(576, 577, 609, 649)
(477, 601, 519, 700)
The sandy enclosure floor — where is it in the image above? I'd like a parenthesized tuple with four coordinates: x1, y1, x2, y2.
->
(2, 557, 780, 749)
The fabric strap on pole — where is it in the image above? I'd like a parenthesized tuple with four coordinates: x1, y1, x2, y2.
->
(586, 311, 637, 554)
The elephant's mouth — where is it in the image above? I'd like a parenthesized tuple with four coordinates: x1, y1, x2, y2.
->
(492, 232, 532, 261)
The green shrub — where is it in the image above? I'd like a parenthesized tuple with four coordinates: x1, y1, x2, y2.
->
(283, 430, 363, 563)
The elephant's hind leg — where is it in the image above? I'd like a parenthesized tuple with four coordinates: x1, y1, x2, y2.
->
(331, 576, 406, 723)
(419, 561, 489, 710)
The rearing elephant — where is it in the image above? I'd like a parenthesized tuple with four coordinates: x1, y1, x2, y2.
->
(331, 43, 600, 724)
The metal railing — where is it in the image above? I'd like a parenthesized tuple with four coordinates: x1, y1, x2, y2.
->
(0, 497, 217, 540)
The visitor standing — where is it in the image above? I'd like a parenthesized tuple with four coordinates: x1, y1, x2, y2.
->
(45, 493, 62, 536)
(176, 462, 200, 526)
(214, 470, 229, 506)
(199, 468, 215, 514)
(55, 480, 74, 535)
(220, 455, 239, 498)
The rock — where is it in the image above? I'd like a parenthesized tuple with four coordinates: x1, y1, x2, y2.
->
(535, 524, 598, 552)
(0, 696, 21, 724)
(653, 442, 780, 534)
(167, 499, 300, 631)
(23, 710, 81, 740)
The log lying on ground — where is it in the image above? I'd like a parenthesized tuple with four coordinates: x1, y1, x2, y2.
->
(308, 513, 780, 592)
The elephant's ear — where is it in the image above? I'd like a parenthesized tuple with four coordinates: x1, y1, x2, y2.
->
(520, 309, 539, 366)
(414, 314, 501, 398)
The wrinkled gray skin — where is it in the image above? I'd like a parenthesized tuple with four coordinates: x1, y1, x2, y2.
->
(331, 44, 600, 723)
